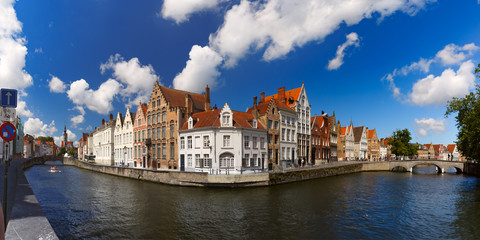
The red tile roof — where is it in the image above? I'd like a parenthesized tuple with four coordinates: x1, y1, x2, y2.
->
(341, 126, 352, 136)
(447, 144, 456, 153)
(181, 109, 265, 130)
(265, 87, 302, 107)
(311, 116, 325, 128)
(159, 86, 206, 111)
(367, 129, 376, 139)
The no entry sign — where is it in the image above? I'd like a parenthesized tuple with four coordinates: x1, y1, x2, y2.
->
(0, 122, 16, 142)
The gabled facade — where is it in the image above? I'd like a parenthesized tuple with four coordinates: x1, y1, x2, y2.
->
(311, 114, 330, 164)
(13, 116, 24, 159)
(114, 107, 135, 167)
(133, 102, 148, 168)
(432, 144, 445, 160)
(146, 82, 211, 170)
(92, 114, 115, 166)
(417, 144, 428, 159)
(178, 103, 268, 174)
(23, 134, 35, 158)
(329, 112, 339, 161)
(353, 126, 368, 160)
(339, 122, 354, 161)
(446, 144, 459, 161)
(366, 128, 380, 161)
(265, 83, 311, 164)
(380, 138, 391, 160)
(78, 133, 89, 161)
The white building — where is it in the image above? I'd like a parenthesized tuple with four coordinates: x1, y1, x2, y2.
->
(353, 126, 368, 160)
(340, 124, 355, 161)
(279, 103, 297, 165)
(92, 114, 115, 165)
(113, 107, 135, 167)
(380, 145, 387, 160)
(178, 103, 268, 174)
(446, 144, 459, 161)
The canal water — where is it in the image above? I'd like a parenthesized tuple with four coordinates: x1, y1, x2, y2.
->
(26, 163, 480, 239)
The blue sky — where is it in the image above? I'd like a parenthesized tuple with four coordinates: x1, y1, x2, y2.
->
(2, 0, 480, 146)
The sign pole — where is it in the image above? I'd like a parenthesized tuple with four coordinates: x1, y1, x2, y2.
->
(2, 141, 6, 230)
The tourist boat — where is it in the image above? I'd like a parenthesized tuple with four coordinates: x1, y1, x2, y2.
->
(49, 166, 61, 173)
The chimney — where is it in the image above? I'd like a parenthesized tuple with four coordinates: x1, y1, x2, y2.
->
(102, 119, 105, 125)
(260, 92, 265, 103)
(204, 85, 211, 111)
(213, 104, 217, 110)
(278, 87, 286, 103)
(254, 96, 257, 108)
(185, 94, 193, 117)
(109, 113, 113, 121)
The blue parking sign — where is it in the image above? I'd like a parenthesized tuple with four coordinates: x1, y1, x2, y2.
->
(0, 89, 17, 108)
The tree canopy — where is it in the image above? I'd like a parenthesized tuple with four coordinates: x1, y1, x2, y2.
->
(388, 128, 418, 158)
(37, 136, 54, 142)
(445, 63, 480, 161)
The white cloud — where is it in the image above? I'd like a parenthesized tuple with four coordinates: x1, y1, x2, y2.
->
(383, 43, 479, 100)
(67, 78, 122, 114)
(66, 129, 77, 142)
(173, 45, 223, 93)
(48, 75, 67, 93)
(409, 60, 476, 105)
(71, 114, 84, 128)
(16, 100, 33, 117)
(100, 54, 159, 106)
(0, 0, 33, 90)
(435, 43, 479, 66)
(414, 118, 446, 137)
(24, 118, 57, 137)
(327, 32, 359, 70)
(209, 0, 434, 68)
(34, 48, 43, 53)
(161, 0, 224, 24)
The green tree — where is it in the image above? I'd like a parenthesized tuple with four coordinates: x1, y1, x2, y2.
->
(388, 129, 418, 159)
(68, 149, 77, 157)
(37, 136, 54, 142)
(59, 147, 67, 156)
(445, 63, 480, 161)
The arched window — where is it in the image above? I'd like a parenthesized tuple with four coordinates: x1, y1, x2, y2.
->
(220, 152, 234, 169)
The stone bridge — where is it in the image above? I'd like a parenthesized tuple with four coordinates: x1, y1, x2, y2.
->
(389, 160, 464, 173)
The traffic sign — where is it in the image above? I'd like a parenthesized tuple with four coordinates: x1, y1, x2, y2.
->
(0, 122, 16, 142)
(0, 89, 17, 108)
(0, 107, 16, 122)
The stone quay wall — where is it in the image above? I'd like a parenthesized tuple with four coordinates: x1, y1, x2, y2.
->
(463, 162, 480, 177)
(66, 158, 390, 187)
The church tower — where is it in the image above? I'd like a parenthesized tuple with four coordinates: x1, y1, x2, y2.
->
(63, 125, 68, 148)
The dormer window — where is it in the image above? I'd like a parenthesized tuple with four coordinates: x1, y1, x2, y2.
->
(222, 113, 230, 126)
(253, 119, 257, 128)
(188, 117, 193, 129)
(220, 103, 233, 127)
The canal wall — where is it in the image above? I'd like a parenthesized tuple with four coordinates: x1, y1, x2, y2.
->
(4, 156, 60, 240)
(463, 162, 480, 177)
(65, 158, 392, 187)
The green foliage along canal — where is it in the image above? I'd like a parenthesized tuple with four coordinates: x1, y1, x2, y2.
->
(25, 163, 480, 239)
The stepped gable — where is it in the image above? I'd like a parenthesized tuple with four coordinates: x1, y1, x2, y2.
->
(159, 86, 206, 111)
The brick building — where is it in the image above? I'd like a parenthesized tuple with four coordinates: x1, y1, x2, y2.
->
(311, 113, 330, 164)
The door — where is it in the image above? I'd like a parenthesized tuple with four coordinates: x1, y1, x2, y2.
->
(180, 154, 185, 172)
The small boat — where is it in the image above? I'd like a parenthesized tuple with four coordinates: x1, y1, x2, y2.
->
(49, 166, 61, 173)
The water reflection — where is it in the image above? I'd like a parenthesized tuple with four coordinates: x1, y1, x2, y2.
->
(25, 165, 480, 239)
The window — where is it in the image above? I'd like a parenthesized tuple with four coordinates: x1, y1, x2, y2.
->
(245, 154, 250, 167)
(148, 115, 151, 125)
(253, 119, 257, 128)
(170, 122, 174, 138)
(162, 143, 166, 158)
(223, 135, 230, 147)
(244, 136, 250, 148)
(203, 154, 211, 168)
(162, 126, 166, 139)
(282, 116, 285, 123)
(137, 119, 141, 127)
(253, 154, 257, 166)
(180, 137, 185, 149)
(142, 130, 145, 141)
(222, 113, 231, 126)
(162, 111, 166, 122)
(203, 136, 209, 148)
(157, 113, 161, 124)
(268, 120, 272, 129)
(220, 153, 234, 168)
(274, 121, 278, 130)
(134, 146, 137, 158)
(282, 129, 285, 141)
(287, 129, 290, 141)
(157, 145, 161, 158)
(147, 129, 151, 139)
(275, 135, 278, 144)
(157, 127, 160, 139)
(187, 136, 192, 149)
(170, 143, 175, 158)
(292, 130, 295, 141)
(195, 136, 201, 149)
(282, 147, 285, 160)
(152, 128, 156, 140)
(253, 137, 257, 149)
(152, 144, 156, 158)
(267, 134, 272, 145)
(196, 154, 201, 167)
(187, 154, 192, 167)
(260, 137, 265, 149)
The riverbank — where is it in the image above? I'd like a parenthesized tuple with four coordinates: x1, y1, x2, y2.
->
(4, 156, 59, 240)
(64, 157, 390, 187)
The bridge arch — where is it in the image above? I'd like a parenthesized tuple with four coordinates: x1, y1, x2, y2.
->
(389, 160, 464, 174)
